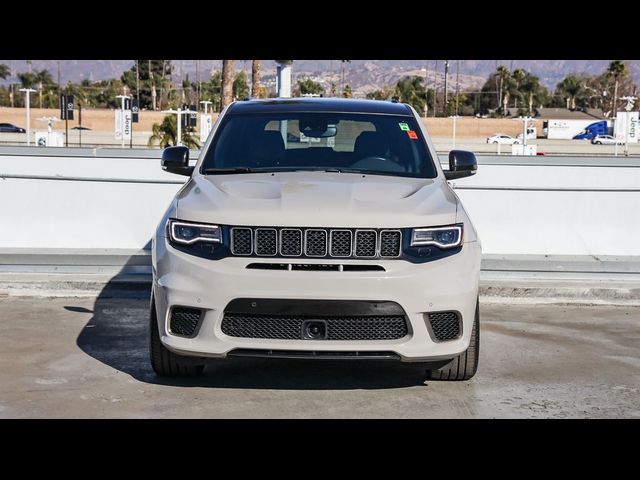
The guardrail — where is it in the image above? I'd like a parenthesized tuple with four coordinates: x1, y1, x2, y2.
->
(1, 146, 639, 276)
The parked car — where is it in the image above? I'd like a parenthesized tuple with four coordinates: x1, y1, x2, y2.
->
(151, 98, 481, 381)
(591, 135, 623, 145)
(0, 123, 26, 133)
(487, 133, 520, 145)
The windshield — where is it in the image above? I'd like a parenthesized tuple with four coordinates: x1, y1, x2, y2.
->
(201, 112, 438, 178)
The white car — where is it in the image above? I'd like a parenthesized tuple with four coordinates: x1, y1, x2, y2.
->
(591, 135, 623, 145)
(487, 134, 520, 145)
(151, 98, 482, 381)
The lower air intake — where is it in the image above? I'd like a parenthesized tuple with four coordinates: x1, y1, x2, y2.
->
(428, 311, 461, 341)
(169, 307, 202, 337)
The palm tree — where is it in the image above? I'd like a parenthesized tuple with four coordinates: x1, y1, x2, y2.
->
(557, 75, 585, 110)
(520, 74, 543, 115)
(495, 65, 510, 115)
(251, 60, 261, 98)
(0, 64, 10, 80)
(607, 60, 626, 114)
(148, 115, 200, 149)
(511, 68, 526, 108)
(221, 60, 235, 110)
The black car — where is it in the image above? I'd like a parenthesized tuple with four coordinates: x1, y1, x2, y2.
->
(0, 123, 26, 133)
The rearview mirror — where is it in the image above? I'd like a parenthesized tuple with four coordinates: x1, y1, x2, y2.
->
(444, 150, 477, 180)
(161, 146, 194, 176)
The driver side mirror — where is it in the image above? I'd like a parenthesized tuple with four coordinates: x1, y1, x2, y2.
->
(161, 146, 194, 176)
(445, 150, 477, 180)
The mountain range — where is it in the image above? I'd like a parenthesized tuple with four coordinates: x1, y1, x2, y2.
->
(1, 60, 638, 96)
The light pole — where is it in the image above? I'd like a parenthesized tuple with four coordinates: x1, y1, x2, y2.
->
(421, 67, 428, 117)
(19, 88, 36, 146)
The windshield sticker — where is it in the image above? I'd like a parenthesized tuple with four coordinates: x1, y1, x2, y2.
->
(399, 122, 410, 131)
(407, 130, 418, 139)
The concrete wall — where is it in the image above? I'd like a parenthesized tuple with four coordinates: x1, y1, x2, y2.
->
(1, 147, 639, 266)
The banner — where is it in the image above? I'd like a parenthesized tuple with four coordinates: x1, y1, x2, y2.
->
(115, 110, 122, 140)
(200, 114, 212, 142)
(615, 112, 639, 144)
(122, 110, 132, 140)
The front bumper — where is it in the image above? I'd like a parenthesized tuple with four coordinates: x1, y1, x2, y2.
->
(152, 237, 481, 362)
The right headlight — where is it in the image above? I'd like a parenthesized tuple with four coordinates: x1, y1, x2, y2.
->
(410, 224, 463, 249)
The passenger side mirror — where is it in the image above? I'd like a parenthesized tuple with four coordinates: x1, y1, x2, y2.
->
(161, 146, 194, 176)
(445, 150, 477, 180)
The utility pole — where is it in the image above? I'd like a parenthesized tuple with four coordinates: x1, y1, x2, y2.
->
(443, 60, 449, 116)
(57, 61, 61, 96)
(196, 60, 200, 104)
(19, 88, 36, 146)
(433, 60, 438, 117)
(455, 60, 460, 116)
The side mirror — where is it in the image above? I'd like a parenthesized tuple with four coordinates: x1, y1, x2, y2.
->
(445, 150, 477, 180)
(161, 146, 194, 176)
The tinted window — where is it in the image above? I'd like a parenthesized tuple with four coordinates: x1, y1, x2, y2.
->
(201, 112, 437, 178)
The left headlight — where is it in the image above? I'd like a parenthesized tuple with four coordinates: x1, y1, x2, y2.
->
(168, 219, 221, 245)
(410, 224, 463, 249)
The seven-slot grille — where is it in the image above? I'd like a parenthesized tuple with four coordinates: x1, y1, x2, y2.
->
(230, 227, 402, 259)
(221, 313, 409, 340)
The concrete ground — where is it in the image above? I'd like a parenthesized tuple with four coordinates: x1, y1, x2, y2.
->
(0, 294, 638, 418)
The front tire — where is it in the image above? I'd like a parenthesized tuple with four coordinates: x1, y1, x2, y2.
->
(149, 297, 205, 377)
(426, 300, 480, 381)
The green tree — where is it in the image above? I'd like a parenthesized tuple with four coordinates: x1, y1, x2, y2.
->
(233, 71, 249, 100)
(556, 74, 587, 109)
(519, 73, 547, 115)
(495, 65, 511, 115)
(366, 87, 396, 101)
(121, 60, 172, 110)
(0, 64, 10, 80)
(607, 60, 627, 114)
(330, 83, 337, 97)
(148, 115, 201, 148)
(296, 78, 324, 96)
(342, 84, 352, 98)
(395, 76, 428, 114)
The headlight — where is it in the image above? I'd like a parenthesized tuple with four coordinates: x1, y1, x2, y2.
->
(168, 219, 221, 245)
(410, 224, 463, 248)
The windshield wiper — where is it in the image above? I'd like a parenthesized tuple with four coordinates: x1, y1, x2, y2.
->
(202, 167, 254, 174)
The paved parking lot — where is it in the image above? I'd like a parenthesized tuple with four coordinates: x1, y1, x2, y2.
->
(0, 294, 638, 418)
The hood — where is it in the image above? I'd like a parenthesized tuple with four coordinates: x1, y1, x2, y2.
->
(176, 171, 458, 228)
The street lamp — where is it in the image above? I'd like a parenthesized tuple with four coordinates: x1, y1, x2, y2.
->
(19, 88, 36, 146)
(421, 67, 428, 117)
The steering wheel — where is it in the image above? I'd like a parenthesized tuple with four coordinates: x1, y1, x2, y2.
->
(350, 156, 404, 172)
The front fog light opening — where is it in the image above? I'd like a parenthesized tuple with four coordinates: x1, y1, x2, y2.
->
(169, 219, 222, 245)
(410, 224, 463, 249)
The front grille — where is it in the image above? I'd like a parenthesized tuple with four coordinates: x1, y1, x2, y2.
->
(255, 229, 277, 256)
(280, 229, 303, 256)
(355, 230, 377, 257)
(428, 311, 461, 341)
(305, 229, 327, 256)
(221, 313, 409, 340)
(231, 228, 252, 255)
(330, 230, 353, 257)
(169, 307, 202, 337)
(230, 227, 402, 259)
(380, 230, 402, 257)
